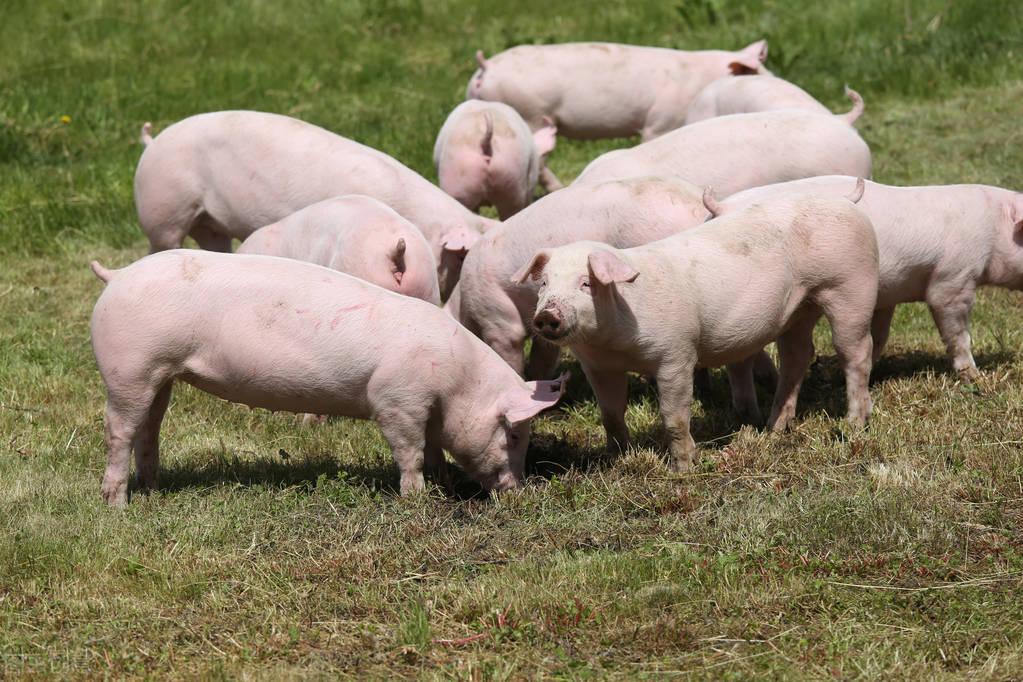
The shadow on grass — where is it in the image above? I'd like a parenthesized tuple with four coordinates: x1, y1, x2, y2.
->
(869, 349, 1014, 385)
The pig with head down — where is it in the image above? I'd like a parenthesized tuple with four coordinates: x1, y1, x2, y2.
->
(135, 111, 496, 298)
(467, 39, 769, 141)
(237, 195, 441, 306)
(434, 100, 560, 219)
(514, 189, 878, 471)
(684, 76, 864, 125)
(89, 250, 567, 506)
(574, 109, 871, 198)
(717, 176, 1023, 381)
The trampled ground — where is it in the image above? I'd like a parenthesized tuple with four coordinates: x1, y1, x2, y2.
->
(2, 1, 1023, 678)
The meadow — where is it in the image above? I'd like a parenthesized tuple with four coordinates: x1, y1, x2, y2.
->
(2, 0, 1023, 677)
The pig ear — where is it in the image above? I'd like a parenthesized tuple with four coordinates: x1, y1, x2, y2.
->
(503, 371, 569, 426)
(533, 117, 557, 157)
(729, 39, 768, 75)
(442, 228, 478, 254)
(389, 237, 406, 284)
(588, 250, 639, 286)
(509, 250, 550, 284)
(1012, 194, 1023, 231)
(702, 186, 724, 217)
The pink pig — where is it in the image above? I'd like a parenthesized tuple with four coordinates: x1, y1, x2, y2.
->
(684, 76, 864, 125)
(237, 195, 441, 306)
(514, 192, 878, 471)
(434, 100, 560, 219)
(467, 40, 769, 141)
(453, 176, 708, 378)
(134, 111, 497, 299)
(716, 176, 1023, 381)
(89, 250, 567, 506)
(574, 109, 871, 197)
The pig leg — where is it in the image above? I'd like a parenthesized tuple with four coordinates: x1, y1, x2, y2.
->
(870, 307, 896, 363)
(826, 317, 874, 429)
(538, 164, 564, 192)
(101, 388, 162, 507)
(926, 285, 980, 382)
(766, 315, 818, 433)
(376, 412, 428, 495)
(526, 337, 561, 380)
(656, 359, 698, 472)
(725, 356, 761, 424)
(190, 219, 233, 253)
(582, 364, 630, 453)
(131, 382, 173, 493)
(424, 420, 451, 487)
(752, 349, 778, 390)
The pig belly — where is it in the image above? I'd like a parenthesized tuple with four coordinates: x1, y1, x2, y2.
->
(180, 349, 373, 418)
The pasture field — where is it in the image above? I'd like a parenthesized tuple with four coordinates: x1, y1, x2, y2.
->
(3, 0, 1023, 677)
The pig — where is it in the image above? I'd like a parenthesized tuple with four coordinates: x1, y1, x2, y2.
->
(513, 191, 878, 471)
(684, 76, 864, 125)
(134, 111, 498, 299)
(89, 250, 567, 506)
(574, 109, 871, 197)
(453, 176, 710, 379)
(715, 176, 1023, 382)
(467, 40, 769, 141)
(237, 195, 441, 306)
(434, 100, 560, 219)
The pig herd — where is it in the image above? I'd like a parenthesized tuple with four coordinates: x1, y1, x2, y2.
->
(89, 38, 1023, 506)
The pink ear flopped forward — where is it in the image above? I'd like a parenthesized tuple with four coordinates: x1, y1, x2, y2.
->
(587, 250, 639, 285)
(510, 250, 551, 284)
(533, 117, 558, 157)
(504, 371, 570, 426)
(442, 227, 479, 253)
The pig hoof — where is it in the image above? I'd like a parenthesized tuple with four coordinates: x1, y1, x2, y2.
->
(957, 367, 982, 384)
(101, 482, 128, 508)
(669, 457, 696, 474)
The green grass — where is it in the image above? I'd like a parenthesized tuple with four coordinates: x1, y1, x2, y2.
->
(3, 0, 1023, 677)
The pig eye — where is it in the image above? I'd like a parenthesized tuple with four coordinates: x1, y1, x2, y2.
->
(580, 278, 591, 291)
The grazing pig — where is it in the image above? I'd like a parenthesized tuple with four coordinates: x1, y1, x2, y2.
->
(467, 40, 769, 141)
(434, 100, 560, 219)
(134, 111, 498, 298)
(573, 110, 871, 197)
(237, 196, 441, 306)
(684, 76, 864, 125)
(717, 176, 1023, 381)
(90, 251, 567, 506)
(514, 193, 878, 471)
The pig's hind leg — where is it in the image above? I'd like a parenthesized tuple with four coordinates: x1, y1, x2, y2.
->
(823, 292, 875, 428)
(766, 313, 818, 433)
(101, 378, 171, 507)
(131, 382, 173, 495)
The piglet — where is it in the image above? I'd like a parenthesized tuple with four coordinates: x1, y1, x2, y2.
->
(135, 111, 497, 298)
(574, 109, 871, 197)
(684, 76, 864, 125)
(237, 195, 440, 305)
(717, 176, 1023, 381)
(467, 40, 769, 141)
(434, 100, 560, 219)
(514, 191, 878, 471)
(89, 251, 566, 506)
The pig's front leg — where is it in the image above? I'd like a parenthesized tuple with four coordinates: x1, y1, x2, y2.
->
(725, 356, 761, 424)
(526, 337, 561, 380)
(656, 359, 697, 472)
(377, 411, 429, 495)
(870, 307, 896, 363)
(926, 284, 980, 382)
(581, 363, 630, 454)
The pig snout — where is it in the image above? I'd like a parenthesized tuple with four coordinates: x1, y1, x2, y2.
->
(533, 308, 564, 338)
(490, 469, 522, 493)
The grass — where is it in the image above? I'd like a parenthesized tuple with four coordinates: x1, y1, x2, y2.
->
(2, 0, 1023, 677)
